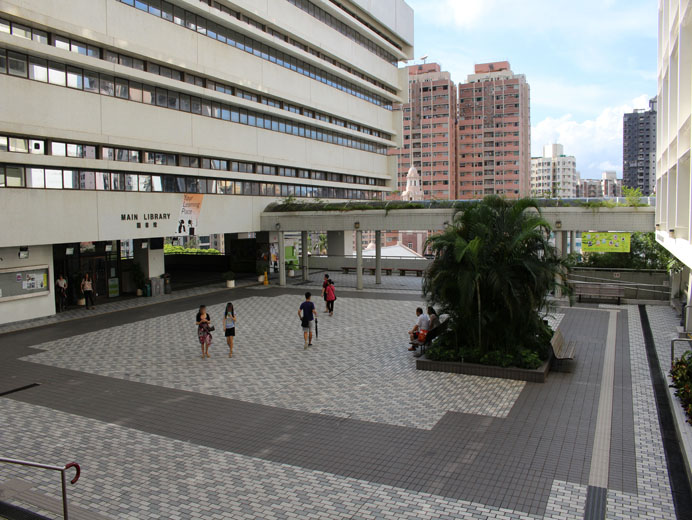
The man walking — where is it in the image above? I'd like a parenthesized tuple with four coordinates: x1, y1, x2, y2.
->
(298, 292, 317, 348)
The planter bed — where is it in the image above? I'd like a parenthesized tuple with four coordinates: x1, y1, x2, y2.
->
(416, 356, 550, 383)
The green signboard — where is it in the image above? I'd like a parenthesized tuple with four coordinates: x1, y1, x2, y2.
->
(108, 277, 120, 298)
(582, 232, 631, 253)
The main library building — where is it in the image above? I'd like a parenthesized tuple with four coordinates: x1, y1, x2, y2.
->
(0, 0, 413, 324)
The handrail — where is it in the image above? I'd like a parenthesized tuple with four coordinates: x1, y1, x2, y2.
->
(671, 338, 692, 369)
(0, 457, 80, 519)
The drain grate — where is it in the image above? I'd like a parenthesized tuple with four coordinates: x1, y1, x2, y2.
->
(0, 383, 40, 397)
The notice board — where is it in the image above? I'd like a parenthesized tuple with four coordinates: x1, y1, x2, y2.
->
(0, 265, 50, 301)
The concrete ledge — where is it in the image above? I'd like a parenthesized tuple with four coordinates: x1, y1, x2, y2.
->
(416, 356, 550, 383)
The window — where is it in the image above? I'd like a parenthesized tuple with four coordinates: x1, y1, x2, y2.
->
(63, 170, 79, 189)
(8, 51, 27, 77)
(67, 66, 83, 89)
(26, 167, 44, 188)
(100, 74, 114, 96)
(8, 137, 29, 153)
(28, 57, 48, 82)
(45, 168, 63, 188)
(84, 71, 99, 93)
(5, 166, 24, 187)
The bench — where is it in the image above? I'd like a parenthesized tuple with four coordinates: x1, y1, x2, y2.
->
(409, 321, 445, 357)
(574, 282, 625, 304)
(341, 267, 394, 275)
(550, 328, 577, 370)
(398, 268, 424, 277)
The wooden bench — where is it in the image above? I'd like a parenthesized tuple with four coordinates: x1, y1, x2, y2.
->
(410, 320, 446, 357)
(342, 267, 393, 276)
(550, 328, 576, 370)
(398, 268, 424, 277)
(574, 282, 625, 304)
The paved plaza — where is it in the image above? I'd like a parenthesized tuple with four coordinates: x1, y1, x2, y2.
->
(0, 280, 690, 519)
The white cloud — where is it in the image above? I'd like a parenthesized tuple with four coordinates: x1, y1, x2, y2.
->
(531, 95, 650, 179)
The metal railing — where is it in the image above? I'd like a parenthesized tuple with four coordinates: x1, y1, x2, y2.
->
(0, 458, 80, 520)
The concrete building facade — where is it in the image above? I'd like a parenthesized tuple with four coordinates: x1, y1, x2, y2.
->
(457, 61, 531, 199)
(655, 0, 692, 269)
(530, 143, 578, 198)
(0, 0, 413, 323)
(623, 97, 657, 195)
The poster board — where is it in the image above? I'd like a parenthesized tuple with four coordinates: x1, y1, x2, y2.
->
(0, 265, 50, 301)
(581, 232, 631, 253)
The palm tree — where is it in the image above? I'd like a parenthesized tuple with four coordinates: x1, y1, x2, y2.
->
(423, 196, 568, 367)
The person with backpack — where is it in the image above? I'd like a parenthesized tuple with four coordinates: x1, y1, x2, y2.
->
(298, 292, 317, 348)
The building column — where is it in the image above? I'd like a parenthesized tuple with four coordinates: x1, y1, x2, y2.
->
(356, 230, 363, 290)
(569, 231, 576, 254)
(301, 231, 309, 282)
(375, 230, 382, 285)
(555, 231, 568, 298)
(278, 231, 286, 287)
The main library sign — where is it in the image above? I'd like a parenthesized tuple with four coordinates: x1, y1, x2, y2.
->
(120, 212, 172, 229)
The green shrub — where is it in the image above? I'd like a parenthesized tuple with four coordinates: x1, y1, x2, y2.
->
(670, 350, 692, 424)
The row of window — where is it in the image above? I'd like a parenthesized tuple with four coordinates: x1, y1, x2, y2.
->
(285, 0, 397, 65)
(0, 17, 389, 141)
(0, 134, 385, 186)
(0, 165, 383, 200)
(116, 0, 394, 109)
(0, 48, 388, 155)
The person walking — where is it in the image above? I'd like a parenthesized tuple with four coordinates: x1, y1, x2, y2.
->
(321, 274, 330, 313)
(196, 304, 213, 359)
(223, 302, 237, 358)
(81, 273, 95, 309)
(325, 279, 336, 316)
(298, 292, 317, 348)
(56, 274, 68, 312)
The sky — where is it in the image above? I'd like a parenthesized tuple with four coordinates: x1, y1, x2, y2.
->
(404, 0, 658, 179)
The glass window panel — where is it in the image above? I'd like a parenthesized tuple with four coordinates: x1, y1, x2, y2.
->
(148, 0, 161, 17)
(173, 6, 185, 25)
(6, 166, 24, 187)
(142, 84, 155, 104)
(0, 49, 6, 74)
(115, 78, 128, 99)
(66, 144, 82, 157)
(151, 175, 162, 191)
(45, 168, 62, 188)
(185, 11, 196, 31)
(119, 55, 133, 68)
(84, 71, 98, 92)
(135, 0, 148, 11)
(102, 147, 114, 160)
(28, 57, 48, 82)
(196, 16, 206, 35)
(53, 35, 70, 50)
(167, 90, 179, 109)
(116, 149, 128, 161)
(132, 58, 144, 71)
(190, 96, 202, 114)
(0, 18, 9, 34)
(124, 173, 138, 191)
(104, 50, 118, 63)
(156, 88, 167, 107)
(95, 171, 110, 190)
(26, 167, 44, 188)
(11, 23, 31, 39)
(86, 45, 100, 58)
(80, 170, 95, 189)
(180, 93, 191, 112)
(129, 150, 139, 162)
(202, 100, 212, 117)
(138, 174, 152, 192)
(66, 66, 83, 89)
(100, 74, 114, 96)
(111, 172, 125, 190)
(61, 170, 78, 189)
(71, 41, 87, 55)
(8, 137, 28, 153)
(8, 51, 28, 77)
(161, 1, 174, 21)
(129, 81, 143, 102)
(0, 136, 6, 151)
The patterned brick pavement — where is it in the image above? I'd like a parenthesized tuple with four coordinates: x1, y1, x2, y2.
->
(0, 294, 681, 519)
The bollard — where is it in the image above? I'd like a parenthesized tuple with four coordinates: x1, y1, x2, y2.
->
(263, 270, 269, 285)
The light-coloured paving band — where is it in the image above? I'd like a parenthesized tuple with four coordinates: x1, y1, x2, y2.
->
(588, 309, 619, 489)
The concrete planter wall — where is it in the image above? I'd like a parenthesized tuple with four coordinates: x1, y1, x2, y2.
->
(416, 356, 551, 383)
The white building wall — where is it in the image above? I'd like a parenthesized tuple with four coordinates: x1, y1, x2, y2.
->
(655, 0, 692, 266)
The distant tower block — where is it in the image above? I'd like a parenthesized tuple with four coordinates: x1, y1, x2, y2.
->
(401, 166, 423, 201)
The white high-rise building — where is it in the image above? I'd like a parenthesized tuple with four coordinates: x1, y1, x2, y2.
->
(655, 0, 692, 267)
(0, 0, 413, 323)
(530, 143, 578, 198)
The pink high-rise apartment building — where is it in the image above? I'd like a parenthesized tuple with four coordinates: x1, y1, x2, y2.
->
(457, 61, 531, 199)
(389, 63, 457, 200)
